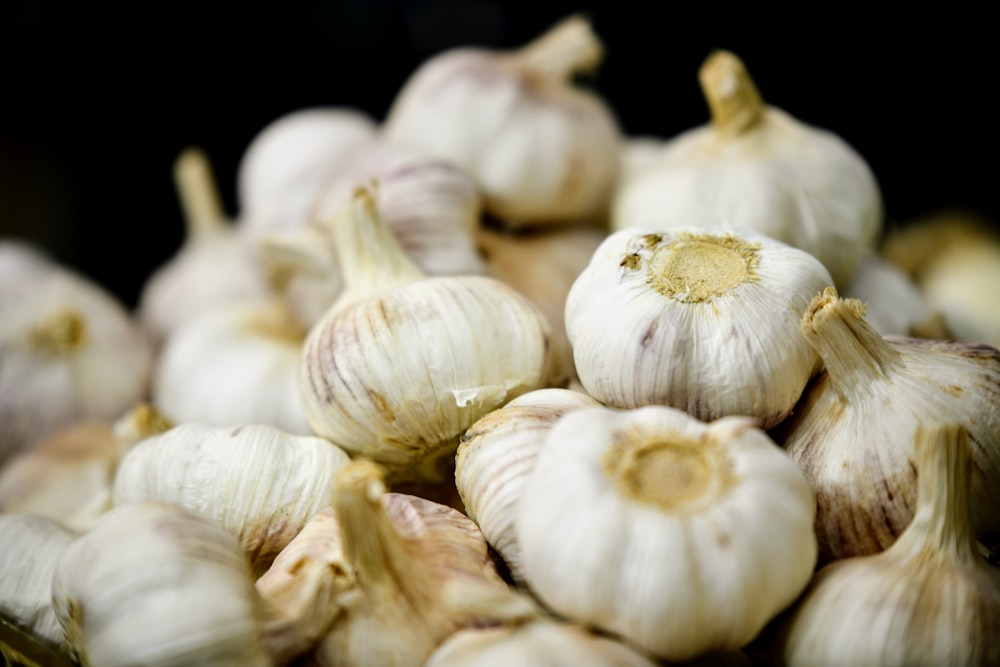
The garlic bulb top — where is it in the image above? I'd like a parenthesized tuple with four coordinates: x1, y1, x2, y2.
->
(237, 107, 377, 237)
(565, 226, 832, 429)
(0, 241, 154, 467)
(299, 187, 554, 483)
(515, 405, 817, 661)
(778, 423, 1000, 666)
(383, 14, 621, 227)
(51, 501, 271, 667)
(777, 288, 1000, 562)
(612, 50, 882, 288)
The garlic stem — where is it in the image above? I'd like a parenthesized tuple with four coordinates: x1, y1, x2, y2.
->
(800, 288, 903, 403)
(173, 146, 227, 239)
(698, 50, 765, 137)
(895, 424, 979, 562)
(515, 14, 603, 81)
(330, 185, 426, 308)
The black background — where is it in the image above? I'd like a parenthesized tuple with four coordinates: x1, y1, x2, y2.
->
(2, 1, 996, 308)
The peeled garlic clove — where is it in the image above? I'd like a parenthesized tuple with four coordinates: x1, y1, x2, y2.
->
(516, 405, 817, 661)
(776, 288, 1000, 562)
(0, 514, 76, 653)
(52, 502, 271, 667)
(383, 14, 621, 227)
(152, 298, 314, 435)
(612, 50, 882, 288)
(300, 187, 554, 483)
(778, 424, 1000, 666)
(112, 422, 352, 574)
(455, 387, 601, 583)
(565, 227, 831, 429)
(0, 241, 154, 468)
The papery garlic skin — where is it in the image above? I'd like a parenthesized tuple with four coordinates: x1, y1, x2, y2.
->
(612, 51, 882, 288)
(52, 502, 271, 667)
(779, 424, 1000, 667)
(565, 227, 830, 429)
(383, 15, 621, 226)
(455, 388, 601, 583)
(0, 514, 76, 651)
(0, 241, 154, 467)
(516, 405, 817, 661)
(112, 422, 351, 573)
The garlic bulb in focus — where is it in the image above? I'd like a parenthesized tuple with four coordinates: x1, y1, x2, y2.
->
(0, 241, 154, 467)
(300, 187, 554, 483)
(612, 50, 882, 288)
(516, 405, 817, 661)
(778, 424, 1000, 666)
(383, 14, 621, 227)
(51, 502, 271, 667)
(776, 288, 1000, 562)
(565, 226, 831, 428)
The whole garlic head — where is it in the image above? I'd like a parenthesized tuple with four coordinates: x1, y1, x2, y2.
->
(612, 50, 882, 288)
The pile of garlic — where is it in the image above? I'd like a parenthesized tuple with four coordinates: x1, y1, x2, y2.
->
(2, 13, 999, 667)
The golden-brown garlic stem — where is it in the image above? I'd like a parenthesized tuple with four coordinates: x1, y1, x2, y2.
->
(29, 309, 86, 354)
(515, 14, 603, 81)
(173, 146, 227, 239)
(699, 50, 765, 137)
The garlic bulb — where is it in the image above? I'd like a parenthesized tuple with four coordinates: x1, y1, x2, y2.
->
(776, 288, 1000, 562)
(51, 501, 271, 667)
(778, 424, 1000, 666)
(0, 513, 76, 651)
(138, 147, 269, 346)
(565, 226, 832, 429)
(237, 107, 376, 237)
(612, 50, 882, 288)
(516, 405, 817, 661)
(0, 241, 154, 467)
(300, 187, 554, 483)
(455, 387, 601, 583)
(383, 14, 621, 227)
(152, 298, 313, 435)
(112, 422, 352, 573)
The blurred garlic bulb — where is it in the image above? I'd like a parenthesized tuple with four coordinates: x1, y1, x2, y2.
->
(310, 458, 537, 667)
(137, 147, 270, 346)
(237, 107, 376, 237)
(776, 288, 1000, 562)
(0, 403, 171, 530)
(0, 514, 76, 651)
(152, 298, 313, 435)
(300, 187, 554, 483)
(0, 241, 154, 468)
(51, 502, 271, 667)
(476, 224, 606, 386)
(612, 50, 882, 288)
(778, 424, 1000, 666)
(565, 226, 832, 428)
(516, 405, 817, 661)
(455, 388, 601, 583)
(112, 422, 352, 573)
(383, 14, 621, 227)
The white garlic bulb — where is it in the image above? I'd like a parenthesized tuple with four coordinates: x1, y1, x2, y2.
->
(565, 226, 832, 429)
(112, 422, 352, 573)
(775, 288, 1000, 562)
(778, 424, 1000, 666)
(383, 14, 621, 227)
(0, 513, 76, 652)
(455, 387, 601, 583)
(612, 50, 882, 288)
(152, 298, 313, 435)
(515, 405, 817, 661)
(300, 187, 554, 483)
(237, 107, 376, 238)
(0, 241, 154, 467)
(51, 501, 271, 667)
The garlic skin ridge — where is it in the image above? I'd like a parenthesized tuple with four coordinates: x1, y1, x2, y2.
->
(565, 226, 831, 429)
(515, 405, 818, 661)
